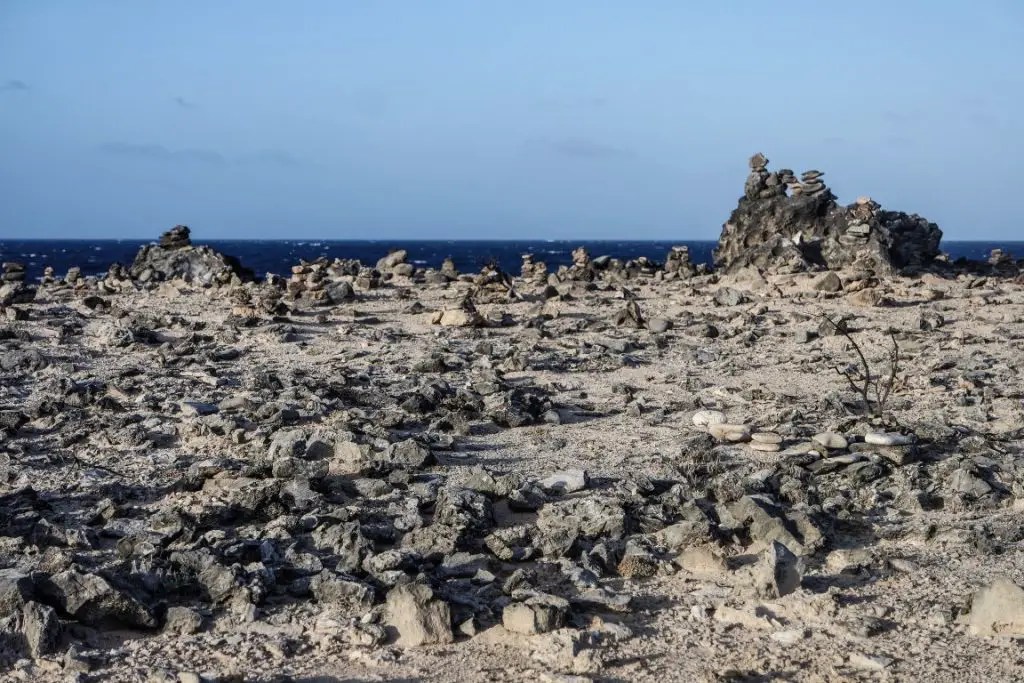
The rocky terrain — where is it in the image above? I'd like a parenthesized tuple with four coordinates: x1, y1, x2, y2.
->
(4, 191, 1024, 682)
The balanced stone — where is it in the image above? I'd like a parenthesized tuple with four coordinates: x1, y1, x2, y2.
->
(749, 152, 769, 170)
(750, 441, 781, 453)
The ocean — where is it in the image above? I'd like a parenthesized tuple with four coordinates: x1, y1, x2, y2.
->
(1, 239, 1022, 282)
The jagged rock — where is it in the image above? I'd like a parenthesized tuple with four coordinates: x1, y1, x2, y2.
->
(715, 155, 942, 274)
(502, 593, 569, 634)
(130, 226, 253, 285)
(385, 583, 453, 647)
(753, 541, 803, 598)
(22, 601, 62, 658)
(38, 569, 156, 628)
(0, 569, 33, 618)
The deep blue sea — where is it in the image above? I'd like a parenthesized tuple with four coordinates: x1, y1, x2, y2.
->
(2, 239, 1023, 282)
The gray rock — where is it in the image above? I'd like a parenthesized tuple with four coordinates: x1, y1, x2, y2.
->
(754, 541, 803, 598)
(539, 469, 590, 495)
(385, 583, 453, 647)
(503, 593, 569, 635)
(22, 601, 62, 658)
(0, 569, 33, 618)
(813, 272, 843, 293)
(326, 280, 356, 304)
(714, 287, 745, 307)
(163, 606, 203, 634)
(379, 439, 434, 469)
(38, 569, 156, 628)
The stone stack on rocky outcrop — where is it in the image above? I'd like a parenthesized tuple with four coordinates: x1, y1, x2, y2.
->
(130, 226, 253, 286)
(715, 153, 942, 275)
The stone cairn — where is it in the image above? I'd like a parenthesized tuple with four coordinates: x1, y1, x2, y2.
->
(663, 246, 698, 278)
(840, 196, 880, 248)
(159, 225, 192, 249)
(745, 153, 832, 201)
(0, 262, 35, 306)
(288, 259, 329, 303)
(1, 262, 26, 286)
(520, 254, 548, 285)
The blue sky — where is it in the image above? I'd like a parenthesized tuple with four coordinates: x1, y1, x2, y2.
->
(1, 1, 1021, 240)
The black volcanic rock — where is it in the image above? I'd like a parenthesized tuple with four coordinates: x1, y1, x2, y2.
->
(130, 226, 253, 285)
(714, 154, 942, 275)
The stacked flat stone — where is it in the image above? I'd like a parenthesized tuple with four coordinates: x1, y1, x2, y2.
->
(0, 262, 35, 306)
(664, 246, 697, 278)
(520, 254, 548, 285)
(65, 267, 82, 286)
(571, 246, 590, 268)
(842, 196, 878, 246)
(799, 170, 827, 196)
(41, 266, 55, 285)
(159, 225, 192, 249)
(1, 262, 26, 283)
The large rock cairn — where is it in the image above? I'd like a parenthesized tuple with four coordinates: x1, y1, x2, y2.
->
(715, 153, 942, 275)
(130, 225, 253, 285)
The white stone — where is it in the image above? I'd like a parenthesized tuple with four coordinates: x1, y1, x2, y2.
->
(751, 432, 782, 444)
(692, 410, 726, 427)
(864, 431, 915, 446)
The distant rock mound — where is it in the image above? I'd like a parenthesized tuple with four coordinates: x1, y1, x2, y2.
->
(714, 154, 942, 275)
(130, 226, 253, 285)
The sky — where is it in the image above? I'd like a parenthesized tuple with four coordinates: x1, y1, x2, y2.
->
(1, 1, 1022, 241)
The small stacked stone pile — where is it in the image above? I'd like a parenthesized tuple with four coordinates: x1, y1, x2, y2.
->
(794, 169, 828, 197)
(521, 254, 548, 285)
(0, 262, 35, 306)
(40, 266, 56, 285)
(744, 153, 786, 200)
(472, 262, 517, 303)
(663, 246, 697, 279)
(159, 225, 192, 249)
(327, 258, 361, 279)
(2, 262, 26, 286)
(64, 267, 82, 286)
(841, 196, 878, 247)
(98, 263, 132, 293)
(287, 259, 331, 304)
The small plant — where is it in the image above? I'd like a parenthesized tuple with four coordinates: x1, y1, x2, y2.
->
(821, 315, 901, 419)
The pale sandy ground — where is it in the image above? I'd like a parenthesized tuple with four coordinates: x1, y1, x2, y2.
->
(4, 266, 1024, 683)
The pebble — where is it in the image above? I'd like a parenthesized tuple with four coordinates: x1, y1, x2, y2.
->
(812, 432, 848, 450)
(749, 441, 781, 453)
(751, 432, 782, 444)
(865, 431, 916, 446)
(848, 653, 892, 671)
(692, 410, 727, 427)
